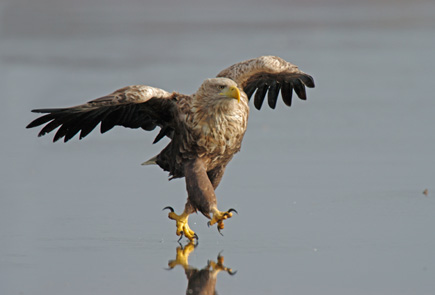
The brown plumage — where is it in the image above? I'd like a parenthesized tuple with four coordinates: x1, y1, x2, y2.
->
(26, 56, 315, 241)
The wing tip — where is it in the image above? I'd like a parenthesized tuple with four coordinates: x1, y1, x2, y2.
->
(300, 74, 315, 88)
(26, 122, 35, 129)
(31, 108, 60, 114)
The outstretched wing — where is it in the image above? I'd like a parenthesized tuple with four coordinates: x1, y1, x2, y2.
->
(217, 56, 315, 110)
(26, 85, 178, 143)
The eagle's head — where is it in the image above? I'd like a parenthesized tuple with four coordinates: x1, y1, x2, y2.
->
(196, 78, 241, 107)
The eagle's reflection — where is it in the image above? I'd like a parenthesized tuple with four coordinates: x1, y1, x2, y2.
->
(167, 242, 236, 295)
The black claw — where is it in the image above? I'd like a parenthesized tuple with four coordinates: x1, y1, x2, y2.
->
(223, 208, 238, 218)
(193, 233, 199, 240)
(207, 221, 211, 227)
(178, 231, 184, 242)
(163, 206, 174, 212)
(217, 227, 224, 236)
(228, 270, 238, 276)
(228, 208, 238, 214)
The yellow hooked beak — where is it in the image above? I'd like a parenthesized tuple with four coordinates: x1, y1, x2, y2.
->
(220, 86, 241, 103)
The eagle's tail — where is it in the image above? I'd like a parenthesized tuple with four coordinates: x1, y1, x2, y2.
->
(141, 155, 158, 166)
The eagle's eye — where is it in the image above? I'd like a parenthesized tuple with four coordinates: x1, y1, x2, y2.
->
(218, 85, 226, 90)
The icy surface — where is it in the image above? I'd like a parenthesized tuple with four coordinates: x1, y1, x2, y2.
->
(1, 0, 435, 294)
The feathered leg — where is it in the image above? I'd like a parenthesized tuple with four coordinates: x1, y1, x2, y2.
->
(207, 165, 227, 189)
(184, 158, 236, 235)
(164, 158, 236, 240)
(205, 164, 238, 233)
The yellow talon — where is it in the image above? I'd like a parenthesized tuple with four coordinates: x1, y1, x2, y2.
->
(208, 208, 238, 235)
(164, 207, 198, 241)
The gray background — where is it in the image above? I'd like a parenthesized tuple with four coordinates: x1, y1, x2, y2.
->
(1, 0, 435, 294)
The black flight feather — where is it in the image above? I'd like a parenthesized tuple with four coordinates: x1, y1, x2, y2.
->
(292, 79, 306, 100)
(299, 74, 315, 88)
(267, 81, 280, 109)
(253, 84, 268, 110)
(26, 113, 54, 129)
(281, 82, 293, 107)
(243, 83, 257, 99)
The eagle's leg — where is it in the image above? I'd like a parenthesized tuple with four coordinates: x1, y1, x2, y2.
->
(164, 203, 198, 242)
(206, 164, 237, 234)
(184, 159, 236, 235)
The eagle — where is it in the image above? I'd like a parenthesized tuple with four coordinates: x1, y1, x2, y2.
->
(27, 56, 315, 241)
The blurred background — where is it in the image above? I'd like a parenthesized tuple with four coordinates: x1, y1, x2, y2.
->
(1, 0, 435, 294)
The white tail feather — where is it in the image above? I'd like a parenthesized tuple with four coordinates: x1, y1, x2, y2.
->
(141, 155, 158, 166)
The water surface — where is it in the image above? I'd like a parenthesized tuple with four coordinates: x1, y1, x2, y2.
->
(1, 0, 435, 294)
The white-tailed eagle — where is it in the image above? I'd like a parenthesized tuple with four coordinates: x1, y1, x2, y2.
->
(27, 56, 315, 241)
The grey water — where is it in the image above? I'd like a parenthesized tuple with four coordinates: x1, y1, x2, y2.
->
(1, 0, 435, 294)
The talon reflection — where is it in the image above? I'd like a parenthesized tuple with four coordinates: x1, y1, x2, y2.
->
(167, 242, 236, 295)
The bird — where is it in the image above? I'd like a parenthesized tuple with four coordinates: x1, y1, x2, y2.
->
(26, 56, 315, 241)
